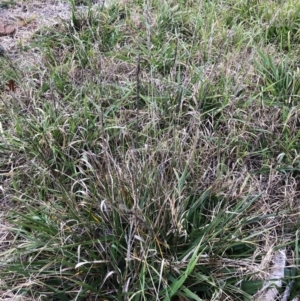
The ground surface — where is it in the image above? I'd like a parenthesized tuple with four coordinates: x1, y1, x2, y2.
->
(0, 1, 71, 51)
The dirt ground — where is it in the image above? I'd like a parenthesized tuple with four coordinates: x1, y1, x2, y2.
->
(0, 0, 108, 62)
(0, 1, 71, 55)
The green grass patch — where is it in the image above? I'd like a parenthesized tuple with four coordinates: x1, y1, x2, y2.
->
(1, 0, 300, 300)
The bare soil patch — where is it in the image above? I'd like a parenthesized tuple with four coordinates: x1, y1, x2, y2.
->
(0, 0, 106, 60)
(0, 1, 72, 54)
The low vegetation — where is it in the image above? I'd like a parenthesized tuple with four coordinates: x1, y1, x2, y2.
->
(1, 0, 300, 300)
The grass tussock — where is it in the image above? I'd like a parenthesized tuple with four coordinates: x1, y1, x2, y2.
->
(1, 0, 300, 300)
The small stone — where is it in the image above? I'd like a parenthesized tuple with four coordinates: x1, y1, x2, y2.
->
(0, 22, 16, 36)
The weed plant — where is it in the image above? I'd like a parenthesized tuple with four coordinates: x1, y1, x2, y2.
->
(1, 0, 300, 300)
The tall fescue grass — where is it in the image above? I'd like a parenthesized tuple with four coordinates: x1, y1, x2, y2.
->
(1, 0, 300, 300)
